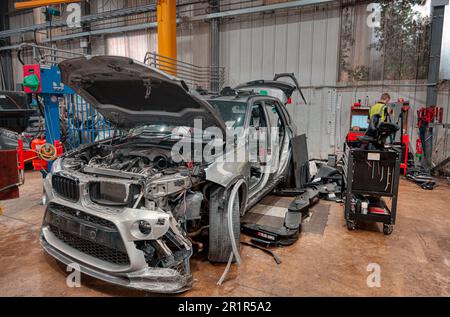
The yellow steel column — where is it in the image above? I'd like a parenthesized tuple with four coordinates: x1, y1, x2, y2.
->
(157, 0, 177, 75)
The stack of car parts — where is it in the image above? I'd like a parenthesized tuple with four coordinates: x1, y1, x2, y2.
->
(406, 167, 436, 190)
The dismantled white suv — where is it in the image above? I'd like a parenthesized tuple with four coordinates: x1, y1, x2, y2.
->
(41, 56, 299, 293)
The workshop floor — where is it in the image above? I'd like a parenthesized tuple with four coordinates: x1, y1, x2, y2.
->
(0, 171, 449, 297)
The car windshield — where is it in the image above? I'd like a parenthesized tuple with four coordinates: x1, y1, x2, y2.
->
(128, 125, 188, 138)
(208, 100, 247, 129)
(127, 100, 247, 139)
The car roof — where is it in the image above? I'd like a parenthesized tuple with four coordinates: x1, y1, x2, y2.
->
(203, 92, 282, 104)
(235, 80, 296, 98)
(206, 95, 250, 103)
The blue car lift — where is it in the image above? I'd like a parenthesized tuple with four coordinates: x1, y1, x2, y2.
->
(23, 63, 74, 171)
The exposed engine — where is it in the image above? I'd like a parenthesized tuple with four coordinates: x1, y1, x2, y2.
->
(60, 141, 206, 227)
(62, 142, 184, 176)
(49, 139, 209, 282)
(91, 147, 177, 173)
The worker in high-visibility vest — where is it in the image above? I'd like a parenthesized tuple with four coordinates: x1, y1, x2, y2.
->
(369, 93, 391, 123)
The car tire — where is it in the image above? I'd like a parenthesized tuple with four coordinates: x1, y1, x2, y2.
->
(346, 220, 356, 231)
(208, 186, 241, 263)
(383, 224, 394, 235)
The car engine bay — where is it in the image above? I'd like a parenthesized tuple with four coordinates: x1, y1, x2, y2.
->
(45, 138, 216, 286)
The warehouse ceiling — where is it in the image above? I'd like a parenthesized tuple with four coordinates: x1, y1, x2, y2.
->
(0, 0, 336, 45)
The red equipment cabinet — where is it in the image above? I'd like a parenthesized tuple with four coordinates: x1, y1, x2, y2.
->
(0, 150, 20, 200)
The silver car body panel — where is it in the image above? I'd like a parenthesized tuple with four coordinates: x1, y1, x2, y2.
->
(40, 238, 192, 293)
(41, 170, 193, 293)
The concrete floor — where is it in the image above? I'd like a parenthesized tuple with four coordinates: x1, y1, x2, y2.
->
(0, 171, 449, 297)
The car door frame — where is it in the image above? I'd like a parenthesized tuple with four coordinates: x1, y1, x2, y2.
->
(245, 96, 292, 195)
(270, 99, 294, 178)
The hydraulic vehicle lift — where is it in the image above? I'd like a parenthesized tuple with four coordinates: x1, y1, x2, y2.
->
(21, 64, 73, 173)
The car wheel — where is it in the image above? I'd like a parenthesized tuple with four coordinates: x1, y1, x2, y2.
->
(208, 186, 240, 263)
(346, 220, 356, 231)
(383, 224, 394, 235)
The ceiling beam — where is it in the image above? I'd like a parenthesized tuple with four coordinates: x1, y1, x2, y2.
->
(0, 3, 157, 39)
(3, 0, 336, 42)
(14, 0, 81, 10)
(191, 0, 334, 21)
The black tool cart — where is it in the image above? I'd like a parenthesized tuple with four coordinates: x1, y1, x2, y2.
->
(342, 144, 401, 235)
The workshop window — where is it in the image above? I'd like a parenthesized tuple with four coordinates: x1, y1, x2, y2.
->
(338, 0, 431, 82)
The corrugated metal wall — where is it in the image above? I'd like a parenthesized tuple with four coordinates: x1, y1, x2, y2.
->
(220, 2, 341, 158)
(97, 0, 210, 65)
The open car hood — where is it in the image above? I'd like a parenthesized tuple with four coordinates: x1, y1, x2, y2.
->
(59, 56, 226, 132)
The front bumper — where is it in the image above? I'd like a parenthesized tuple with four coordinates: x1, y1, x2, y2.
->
(40, 234, 192, 293)
(41, 173, 193, 294)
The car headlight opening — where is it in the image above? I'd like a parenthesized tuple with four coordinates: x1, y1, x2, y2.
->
(138, 220, 152, 235)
